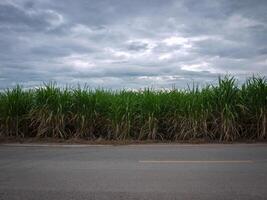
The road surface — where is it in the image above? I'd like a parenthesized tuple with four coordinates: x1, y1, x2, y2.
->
(0, 143, 267, 200)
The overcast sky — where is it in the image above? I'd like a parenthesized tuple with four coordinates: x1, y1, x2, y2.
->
(0, 0, 267, 89)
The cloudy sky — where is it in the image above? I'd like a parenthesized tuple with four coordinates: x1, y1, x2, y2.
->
(0, 0, 267, 89)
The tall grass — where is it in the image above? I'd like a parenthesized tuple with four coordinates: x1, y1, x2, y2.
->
(0, 76, 266, 141)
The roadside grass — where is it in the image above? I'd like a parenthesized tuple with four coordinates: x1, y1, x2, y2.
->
(0, 76, 266, 141)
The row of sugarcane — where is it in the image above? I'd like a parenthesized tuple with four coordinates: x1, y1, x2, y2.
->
(0, 76, 266, 141)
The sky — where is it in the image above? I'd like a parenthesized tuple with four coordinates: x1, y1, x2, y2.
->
(0, 0, 267, 89)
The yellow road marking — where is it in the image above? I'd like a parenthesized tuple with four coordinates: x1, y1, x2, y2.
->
(139, 160, 254, 164)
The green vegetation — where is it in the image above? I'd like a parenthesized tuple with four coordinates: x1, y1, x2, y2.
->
(0, 76, 266, 141)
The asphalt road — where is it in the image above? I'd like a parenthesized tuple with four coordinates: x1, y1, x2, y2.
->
(0, 143, 267, 200)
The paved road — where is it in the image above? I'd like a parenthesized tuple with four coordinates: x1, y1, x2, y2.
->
(0, 144, 267, 200)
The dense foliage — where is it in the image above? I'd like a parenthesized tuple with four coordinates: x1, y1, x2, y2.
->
(0, 76, 266, 141)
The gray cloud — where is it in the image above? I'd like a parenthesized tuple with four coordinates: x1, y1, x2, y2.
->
(0, 0, 266, 89)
